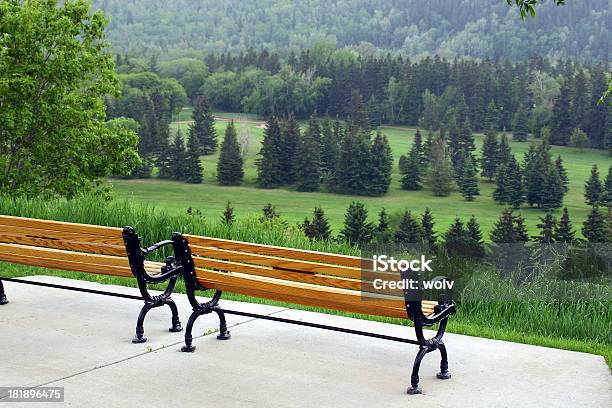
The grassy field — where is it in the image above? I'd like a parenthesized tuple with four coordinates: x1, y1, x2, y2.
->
(111, 110, 611, 238)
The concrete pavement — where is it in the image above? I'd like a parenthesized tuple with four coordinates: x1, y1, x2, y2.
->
(0, 276, 610, 407)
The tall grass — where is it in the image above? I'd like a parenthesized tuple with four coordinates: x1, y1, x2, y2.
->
(0, 194, 610, 365)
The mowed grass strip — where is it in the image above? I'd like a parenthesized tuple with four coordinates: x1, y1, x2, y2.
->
(114, 112, 611, 237)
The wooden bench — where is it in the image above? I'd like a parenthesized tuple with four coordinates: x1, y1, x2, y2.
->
(171, 232, 456, 394)
(0, 215, 183, 343)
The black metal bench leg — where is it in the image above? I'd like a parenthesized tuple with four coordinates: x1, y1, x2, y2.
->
(0, 280, 7, 305)
(166, 299, 183, 333)
(436, 342, 451, 379)
(133, 303, 154, 343)
(407, 346, 428, 395)
(215, 309, 231, 340)
(181, 309, 203, 352)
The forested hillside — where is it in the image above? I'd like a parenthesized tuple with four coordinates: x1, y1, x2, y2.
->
(94, 0, 610, 62)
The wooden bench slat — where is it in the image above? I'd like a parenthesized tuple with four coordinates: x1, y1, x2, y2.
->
(0, 226, 126, 256)
(186, 235, 363, 268)
(0, 215, 122, 238)
(194, 268, 436, 319)
(192, 256, 362, 290)
(190, 245, 362, 279)
(0, 243, 130, 268)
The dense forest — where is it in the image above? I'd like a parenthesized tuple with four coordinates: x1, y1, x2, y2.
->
(94, 0, 610, 62)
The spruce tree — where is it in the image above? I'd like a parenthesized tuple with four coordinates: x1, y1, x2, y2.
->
(399, 150, 422, 190)
(377, 208, 390, 234)
(320, 116, 339, 189)
(480, 128, 499, 181)
(348, 91, 371, 133)
(256, 116, 283, 188)
(484, 100, 500, 130)
(260, 203, 280, 222)
(221, 201, 235, 226)
(302, 207, 331, 241)
(466, 216, 485, 258)
(170, 132, 187, 181)
(395, 211, 422, 244)
(421, 208, 437, 247)
(413, 129, 426, 165)
(184, 130, 203, 183)
(582, 207, 607, 243)
(459, 155, 479, 201)
(295, 118, 321, 192)
(555, 155, 569, 193)
(584, 164, 603, 206)
(498, 133, 511, 166)
(535, 213, 556, 243)
(493, 164, 509, 204)
(512, 104, 529, 142)
(490, 209, 516, 243)
(540, 165, 564, 210)
(369, 132, 393, 196)
(550, 77, 573, 145)
(280, 114, 300, 184)
(217, 122, 244, 185)
(554, 207, 575, 243)
(513, 213, 530, 243)
(603, 166, 612, 208)
(444, 217, 468, 256)
(425, 135, 454, 197)
(340, 202, 373, 245)
(190, 94, 217, 155)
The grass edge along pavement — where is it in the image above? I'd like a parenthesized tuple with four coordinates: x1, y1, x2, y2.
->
(0, 194, 609, 369)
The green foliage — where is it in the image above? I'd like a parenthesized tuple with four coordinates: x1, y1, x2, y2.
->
(169, 131, 187, 181)
(584, 164, 603, 206)
(190, 94, 217, 155)
(524, 138, 565, 209)
(466, 216, 485, 259)
(443, 217, 468, 257)
(0, 0, 140, 198)
(320, 117, 341, 189)
(217, 122, 244, 185)
(425, 135, 454, 197)
(340, 201, 373, 245)
(582, 207, 607, 243)
(554, 207, 575, 243)
(603, 166, 612, 209)
(221, 201, 235, 226)
(420, 208, 437, 247)
(256, 117, 283, 188)
(459, 155, 480, 201)
(302, 207, 332, 241)
(494, 156, 524, 208)
(512, 104, 530, 142)
(555, 155, 569, 193)
(480, 128, 500, 181)
(368, 132, 393, 196)
(394, 211, 422, 244)
(535, 213, 557, 243)
(295, 118, 321, 192)
(184, 130, 203, 183)
(490, 209, 530, 243)
(260, 203, 280, 222)
(569, 128, 590, 151)
(280, 114, 300, 185)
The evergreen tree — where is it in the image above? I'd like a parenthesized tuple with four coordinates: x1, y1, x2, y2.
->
(490, 209, 529, 243)
(569, 128, 590, 151)
(425, 135, 454, 196)
(513, 213, 530, 242)
(554, 207, 575, 243)
(480, 128, 499, 181)
(340, 202, 373, 245)
(369, 132, 393, 196)
(421, 208, 437, 247)
(506, 157, 525, 208)
(603, 166, 612, 209)
(347, 90, 371, 133)
(217, 121, 244, 185)
(295, 117, 321, 192)
(337, 128, 373, 195)
(498, 133, 511, 166)
(221, 201, 235, 226)
(256, 116, 283, 188)
(302, 207, 331, 241)
(493, 164, 509, 204)
(280, 114, 300, 184)
(582, 207, 607, 243)
(466, 215, 485, 258)
(157, 134, 173, 179)
(459, 155, 479, 201)
(535, 213, 556, 243)
(184, 130, 203, 183)
(377, 208, 390, 234)
(584, 164, 603, 206)
(399, 149, 422, 190)
(394, 211, 422, 244)
(444, 217, 468, 256)
(190, 94, 217, 155)
(540, 165, 564, 210)
(484, 100, 500, 131)
(550, 77, 573, 145)
(169, 132, 187, 181)
(512, 104, 529, 142)
(555, 155, 569, 193)
(412, 129, 426, 165)
(260, 203, 280, 222)
(320, 116, 339, 189)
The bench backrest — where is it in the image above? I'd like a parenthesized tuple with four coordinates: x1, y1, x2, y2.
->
(182, 234, 437, 319)
(0, 215, 136, 278)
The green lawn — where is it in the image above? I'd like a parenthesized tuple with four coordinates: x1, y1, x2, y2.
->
(113, 111, 611, 238)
